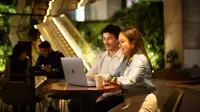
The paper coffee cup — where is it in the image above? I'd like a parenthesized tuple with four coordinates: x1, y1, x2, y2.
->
(95, 75, 104, 88)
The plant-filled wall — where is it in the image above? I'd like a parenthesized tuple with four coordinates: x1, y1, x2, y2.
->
(0, 4, 15, 71)
(77, 1, 164, 70)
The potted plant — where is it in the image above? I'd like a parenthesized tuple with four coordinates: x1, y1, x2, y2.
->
(166, 50, 181, 69)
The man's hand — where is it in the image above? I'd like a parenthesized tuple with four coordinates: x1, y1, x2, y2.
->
(43, 65, 52, 72)
(52, 68, 59, 72)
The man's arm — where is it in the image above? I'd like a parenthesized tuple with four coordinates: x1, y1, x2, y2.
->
(86, 54, 101, 76)
(34, 55, 44, 71)
(54, 51, 64, 72)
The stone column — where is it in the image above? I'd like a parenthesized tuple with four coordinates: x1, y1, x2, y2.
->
(164, 0, 183, 68)
(182, 0, 200, 67)
(9, 0, 26, 46)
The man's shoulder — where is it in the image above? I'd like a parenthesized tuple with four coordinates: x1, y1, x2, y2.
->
(54, 51, 64, 57)
(98, 51, 108, 57)
(37, 54, 44, 58)
(95, 51, 108, 60)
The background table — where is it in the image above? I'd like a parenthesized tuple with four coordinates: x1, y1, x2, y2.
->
(168, 80, 200, 90)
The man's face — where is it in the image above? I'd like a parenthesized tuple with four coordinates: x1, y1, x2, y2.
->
(103, 32, 119, 51)
(40, 48, 49, 57)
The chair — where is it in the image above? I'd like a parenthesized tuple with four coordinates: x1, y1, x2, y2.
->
(1, 81, 42, 112)
(109, 93, 158, 112)
(0, 86, 6, 111)
(47, 93, 72, 112)
(159, 89, 184, 112)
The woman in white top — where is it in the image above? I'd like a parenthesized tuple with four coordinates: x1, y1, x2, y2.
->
(90, 27, 157, 112)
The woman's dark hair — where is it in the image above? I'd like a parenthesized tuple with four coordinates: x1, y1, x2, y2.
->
(121, 27, 152, 69)
(101, 24, 121, 39)
(12, 43, 27, 60)
(121, 27, 147, 56)
(10, 43, 28, 74)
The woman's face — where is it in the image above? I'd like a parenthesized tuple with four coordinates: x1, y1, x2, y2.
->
(19, 52, 27, 60)
(119, 33, 134, 56)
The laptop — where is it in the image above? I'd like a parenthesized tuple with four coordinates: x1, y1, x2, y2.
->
(61, 57, 96, 87)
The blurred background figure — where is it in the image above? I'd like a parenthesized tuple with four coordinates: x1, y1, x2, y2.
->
(35, 40, 64, 78)
(1, 42, 30, 112)
(1, 42, 30, 84)
(35, 40, 64, 112)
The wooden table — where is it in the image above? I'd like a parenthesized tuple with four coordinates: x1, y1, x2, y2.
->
(43, 82, 121, 94)
(43, 82, 121, 112)
(34, 71, 60, 76)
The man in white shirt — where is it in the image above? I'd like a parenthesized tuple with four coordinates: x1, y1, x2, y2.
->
(68, 24, 124, 112)
(86, 39, 123, 76)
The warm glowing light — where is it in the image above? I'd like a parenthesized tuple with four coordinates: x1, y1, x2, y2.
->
(43, 0, 54, 23)
(43, 16, 47, 23)
(39, 35, 45, 42)
(75, 6, 85, 21)
(52, 18, 90, 70)
(78, 0, 88, 8)
(34, 25, 37, 29)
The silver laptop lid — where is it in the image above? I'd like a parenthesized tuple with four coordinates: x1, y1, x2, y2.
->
(61, 57, 89, 86)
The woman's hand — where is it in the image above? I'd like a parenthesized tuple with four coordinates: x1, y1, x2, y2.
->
(110, 77, 118, 84)
(96, 95, 104, 102)
(86, 75, 95, 81)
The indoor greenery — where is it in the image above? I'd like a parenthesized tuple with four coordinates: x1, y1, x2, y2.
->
(76, 1, 164, 70)
(0, 4, 15, 71)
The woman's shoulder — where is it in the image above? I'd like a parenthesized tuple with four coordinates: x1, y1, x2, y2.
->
(132, 54, 149, 65)
(133, 54, 147, 60)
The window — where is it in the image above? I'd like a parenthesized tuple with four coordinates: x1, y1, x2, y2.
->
(75, 6, 85, 21)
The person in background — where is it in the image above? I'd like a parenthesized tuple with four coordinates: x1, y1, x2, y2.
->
(35, 41, 64, 112)
(3, 43, 30, 112)
(90, 27, 157, 112)
(35, 40, 64, 78)
(68, 24, 124, 112)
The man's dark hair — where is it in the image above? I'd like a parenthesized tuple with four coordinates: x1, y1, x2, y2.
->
(101, 24, 121, 39)
(39, 41, 51, 49)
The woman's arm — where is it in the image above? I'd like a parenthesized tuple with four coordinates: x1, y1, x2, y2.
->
(104, 61, 126, 82)
(25, 57, 31, 85)
(26, 57, 30, 73)
(117, 55, 150, 90)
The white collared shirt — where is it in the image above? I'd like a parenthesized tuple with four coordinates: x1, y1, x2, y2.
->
(86, 50, 124, 76)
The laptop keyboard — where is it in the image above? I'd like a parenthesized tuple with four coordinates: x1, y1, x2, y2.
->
(87, 80, 96, 86)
